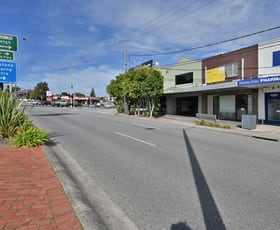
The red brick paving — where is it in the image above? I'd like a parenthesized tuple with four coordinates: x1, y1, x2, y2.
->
(0, 147, 83, 230)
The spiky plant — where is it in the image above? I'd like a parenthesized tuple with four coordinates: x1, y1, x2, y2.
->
(0, 92, 27, 138)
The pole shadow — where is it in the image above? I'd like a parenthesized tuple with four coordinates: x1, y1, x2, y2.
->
(171, 222, 192, 230)
(183, 129, 226, 230)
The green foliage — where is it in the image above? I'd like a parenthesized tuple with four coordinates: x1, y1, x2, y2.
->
(0, 92, 26, 138)
(195, 120, 231, 129)
(74, 92, 86, 97)
(0, 91, 48, 147)
(90, 88, 96, 97)
(117, 104, 124, 113)
(129, 105, 136, 114)
(32, 82, 49, 100)
(10, 127, 48, 148)
(106, 67, 163, 117)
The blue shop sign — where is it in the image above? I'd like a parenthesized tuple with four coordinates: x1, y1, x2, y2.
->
(238, 76, 280, 86)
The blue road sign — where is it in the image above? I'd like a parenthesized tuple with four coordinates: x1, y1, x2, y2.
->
(0, 61, 16, 83)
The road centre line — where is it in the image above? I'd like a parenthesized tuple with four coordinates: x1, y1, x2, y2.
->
(115, 131, 157, 147)
(132, 123, 160, 130)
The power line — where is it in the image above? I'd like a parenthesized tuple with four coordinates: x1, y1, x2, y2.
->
(130, 25, 280, 57)
(158, 42, 280, 68)
(129, 1, 211, 42)
(122, 0, 191, 40)
(126, 0, 205, 41)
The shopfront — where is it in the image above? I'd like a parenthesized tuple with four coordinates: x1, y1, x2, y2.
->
(176, 96, 198, 116)
(238, 76, 280, 125)
(265, 92, 280, 125)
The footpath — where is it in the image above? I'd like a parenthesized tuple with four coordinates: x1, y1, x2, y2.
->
(0, 146, 82, 230)
(0, 114, 279, 230)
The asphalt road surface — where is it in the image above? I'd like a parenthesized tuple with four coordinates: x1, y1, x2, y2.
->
(30, 106, 280, 230)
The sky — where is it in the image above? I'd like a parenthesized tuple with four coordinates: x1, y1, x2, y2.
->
(1, 0, 280, 97)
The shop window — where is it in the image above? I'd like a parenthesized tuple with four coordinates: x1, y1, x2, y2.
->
(273, 50, 280, 66)
(175, 72, 193, 85)
(225, 63, 238, 77)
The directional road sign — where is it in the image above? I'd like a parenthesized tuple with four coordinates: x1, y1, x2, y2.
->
(0, 34, 18, 52)
(0, 51, 14, 60)
(0, 61, 16, 83)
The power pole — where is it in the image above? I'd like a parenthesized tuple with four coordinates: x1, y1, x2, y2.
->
(123, 40, 129, 115)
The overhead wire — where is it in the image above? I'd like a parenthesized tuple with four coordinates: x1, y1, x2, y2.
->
(129, 25, 280, 57)
(159, 42, 280, 68)
(126, 0, 206, 41)
(122, 0, 191, 41)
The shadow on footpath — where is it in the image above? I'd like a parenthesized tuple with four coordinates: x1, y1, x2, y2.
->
(183, 129, 227, 230)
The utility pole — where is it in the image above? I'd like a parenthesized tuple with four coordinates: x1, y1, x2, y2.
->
(123, 41, 128, 72)
(123, 40, 129, 115)
(69, 64, 73, 107)
(114, 39, 129, 114)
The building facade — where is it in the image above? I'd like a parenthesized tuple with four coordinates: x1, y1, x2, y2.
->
(238, 38, 280, 124)
(161, 38, 280, 125)
(157, 57, 202, 116)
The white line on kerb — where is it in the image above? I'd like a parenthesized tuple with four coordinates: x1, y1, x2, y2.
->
(115, 131, 157, 147)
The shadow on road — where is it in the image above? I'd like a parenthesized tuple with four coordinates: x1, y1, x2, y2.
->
(31, 112, 77, 117)
(183, 129, 227, 230)
(171, 221, 192, 230)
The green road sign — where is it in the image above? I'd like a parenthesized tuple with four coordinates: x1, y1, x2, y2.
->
(0, 51, 14, 60)
(0, 34, 18, 51)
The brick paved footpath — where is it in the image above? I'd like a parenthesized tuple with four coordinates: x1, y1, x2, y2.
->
(0, 146, 83, 230)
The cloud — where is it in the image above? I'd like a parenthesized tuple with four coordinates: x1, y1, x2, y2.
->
(48, 35, 70, 47)
(88, 26, 96, 32)
(42, 64, 120, 97)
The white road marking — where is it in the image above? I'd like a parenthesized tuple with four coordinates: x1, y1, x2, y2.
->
(115, 131, 157, 147)
(132, 123, 160, 130)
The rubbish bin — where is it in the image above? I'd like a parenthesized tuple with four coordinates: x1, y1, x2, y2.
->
(241, 115, 256, 130)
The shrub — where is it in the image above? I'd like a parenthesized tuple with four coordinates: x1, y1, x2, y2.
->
(117, 104, 124, 113)
(195, 119, 231, 129)
(129, 105, 136, 115)
(10, 127, 48, 148)
(0, 92, 26, 138)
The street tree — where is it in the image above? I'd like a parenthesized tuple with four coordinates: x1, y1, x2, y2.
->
(90, 88, 96, 97)
(32, 82, 49, 100)
(106, 67, 163, 117)
(74, 92, 86, 98)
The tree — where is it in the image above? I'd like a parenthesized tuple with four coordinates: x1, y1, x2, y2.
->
(90, 88, 96, 97)
(32, 82, 49, 100)
(74, 92, 85, 98)
(106, 67, 163, 117)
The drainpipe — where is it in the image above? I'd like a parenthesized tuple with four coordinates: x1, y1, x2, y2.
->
(241, 58, 244, 80)
(205, 66, 207, 85)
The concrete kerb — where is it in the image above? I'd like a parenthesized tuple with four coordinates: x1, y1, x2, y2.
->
(43, 142, 140, 230)
(154, 115, 280, 142)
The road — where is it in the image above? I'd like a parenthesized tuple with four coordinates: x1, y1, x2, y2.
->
(29, 106, 280, 230)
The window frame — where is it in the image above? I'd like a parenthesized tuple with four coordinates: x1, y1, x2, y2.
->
(225, 62, 238, 78)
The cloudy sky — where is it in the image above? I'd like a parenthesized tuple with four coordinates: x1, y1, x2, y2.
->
(1, 0, 280, 96)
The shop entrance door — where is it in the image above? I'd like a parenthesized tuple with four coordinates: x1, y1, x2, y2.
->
(265, 93, 280, 125)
